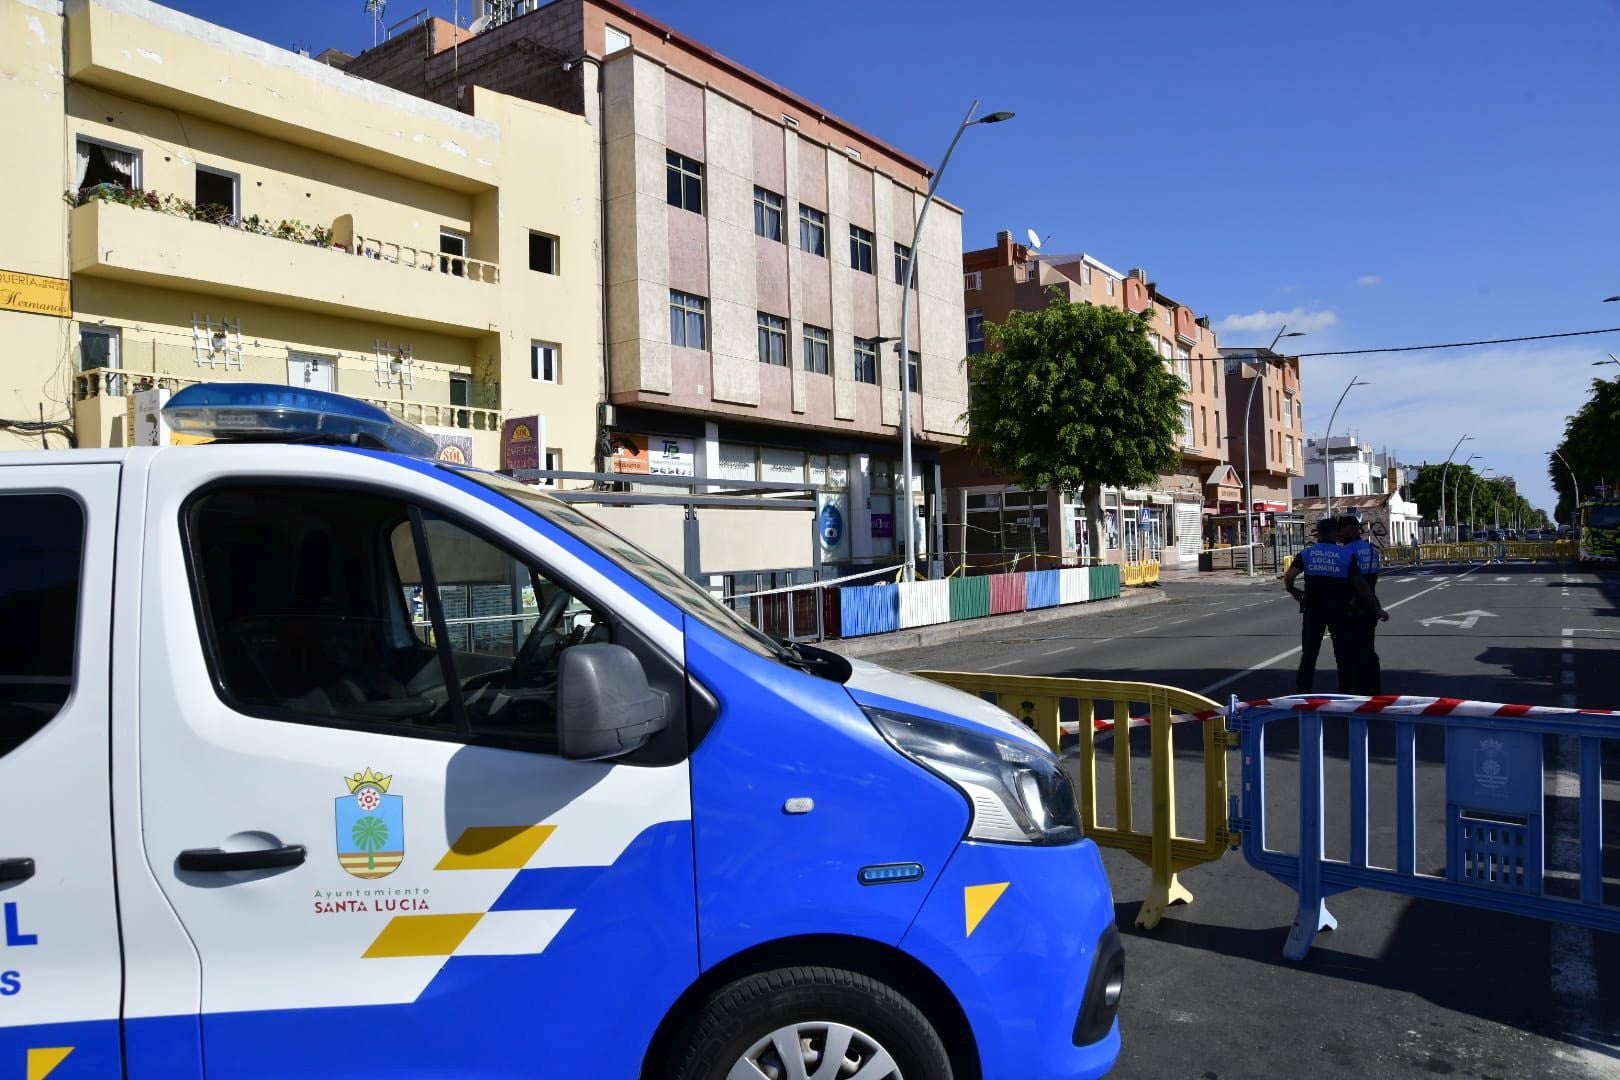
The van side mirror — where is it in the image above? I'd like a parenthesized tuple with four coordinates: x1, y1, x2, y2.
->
(556, 644, 669, 761)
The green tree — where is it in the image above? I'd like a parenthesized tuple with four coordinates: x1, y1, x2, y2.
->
(964, 293, 1185, 559)
(351, 815, 389, 872)
(1550, 375, 1620, 525)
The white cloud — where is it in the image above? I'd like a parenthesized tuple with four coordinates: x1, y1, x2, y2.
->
(1216, 307, 1340, 335)
(1356, 274, 1382, 287)
(1300, 343, 1603, 516)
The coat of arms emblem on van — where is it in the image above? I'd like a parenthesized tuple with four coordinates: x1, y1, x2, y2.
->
(336, 768, 403, 879)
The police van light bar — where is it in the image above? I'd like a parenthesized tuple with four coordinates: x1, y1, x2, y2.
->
(162, 383, 439, 458)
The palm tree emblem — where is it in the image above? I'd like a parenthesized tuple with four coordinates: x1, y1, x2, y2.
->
(351, 815, 389, 873)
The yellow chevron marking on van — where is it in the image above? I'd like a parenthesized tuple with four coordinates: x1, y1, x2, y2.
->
(27, 1047, 73, 1080)
(435, 825, 556, 870)
(363, 913, 483, 958)
(963, 882, 1010, 938)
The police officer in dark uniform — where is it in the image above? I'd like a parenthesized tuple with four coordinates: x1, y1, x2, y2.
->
(1284, 517, 1352, 693)
(1339, 514, 1385, 694)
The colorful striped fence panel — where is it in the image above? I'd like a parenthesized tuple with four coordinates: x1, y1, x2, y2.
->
(1059, 566, 1090, 605)
(1089, 563, 1121, 600)
(1025, 569, 1062, 609)
(839, 583, 900, 637)
(949, 575, 991, 621)
(989, 572, 1027, 615)
(898, 579, 952, 629)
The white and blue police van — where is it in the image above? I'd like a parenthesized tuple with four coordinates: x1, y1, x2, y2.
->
(0, 384, 1122, 1079)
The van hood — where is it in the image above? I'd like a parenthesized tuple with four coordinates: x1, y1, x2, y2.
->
(841, 658, 1048, 751)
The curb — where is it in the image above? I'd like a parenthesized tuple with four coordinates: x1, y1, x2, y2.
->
(822, 588, 1171, 659)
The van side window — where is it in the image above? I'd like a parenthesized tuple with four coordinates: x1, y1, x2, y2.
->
(0, 495, 84, 757)
(189, 485, 605, 753)
(398, 512, 609, 752)
(190, 486, 460, 736)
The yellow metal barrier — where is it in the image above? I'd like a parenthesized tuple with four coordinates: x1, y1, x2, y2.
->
(918, 671, 1227, 929)
(1122, 560, 1159, 586)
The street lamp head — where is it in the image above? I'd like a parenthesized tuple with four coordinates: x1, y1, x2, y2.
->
(1279, 332, 1306, 339)
(1603, 295, 1620, 303)
(976, 111, 1015, 124)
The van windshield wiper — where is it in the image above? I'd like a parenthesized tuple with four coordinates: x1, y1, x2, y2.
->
(771, 637, 852, 684)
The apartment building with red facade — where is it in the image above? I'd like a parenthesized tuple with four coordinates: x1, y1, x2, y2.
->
(947, 230, 1249, 570)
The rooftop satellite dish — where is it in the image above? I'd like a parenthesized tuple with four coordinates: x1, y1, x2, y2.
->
(468, 12, 492, 32)
(1026, 228, 1042, 250)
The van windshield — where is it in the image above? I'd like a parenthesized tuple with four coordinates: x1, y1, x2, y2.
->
(448, 467, 784, 661)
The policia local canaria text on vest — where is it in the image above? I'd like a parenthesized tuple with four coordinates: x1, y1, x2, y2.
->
(1284, 516, 1388, 695)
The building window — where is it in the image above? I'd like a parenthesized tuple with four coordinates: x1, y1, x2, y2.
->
(79, 324, 120, 374)
(757, 312, 788, 366)
(1340, 482, 1355, 497)
(803, 324, 830, 375)
(528, 231, 559, 274)
(753, 187, 784, 242)
(669, 290, 707, 349)
(194, 166, 238, 223)
(666, 151, 703, 213)
(440, 228, 468, 277)
(906, 351, 920, 392)
(1370, 474, 1385, 494)
(1200, 406, 1208, 447)
(1303, 483, 1321, 498)
(1106, 276, 1116, 297)
(799, 205, 826, 256)
(530, 341, 559, 383)
(894, 243, 914, 288)
(542, 448, 563, 487)
(964, 270, 982, 291)
(1080, 263, 1092, 285)
(603, 25, 630, 52)
(854, 337, 879, 384)
(966, 309, 984, 355)
(75, 137, 140, 193)
(1287, 436, 1296, 468)
(1180, 402, 1195, 449)
(849, 225, 875, 274)
(1177, 353, 1192, 386)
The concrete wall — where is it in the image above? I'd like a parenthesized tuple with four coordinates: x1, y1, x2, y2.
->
(0, 0, 73, 448)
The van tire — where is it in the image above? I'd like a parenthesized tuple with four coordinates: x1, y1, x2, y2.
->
(670, 965, 953, 1080)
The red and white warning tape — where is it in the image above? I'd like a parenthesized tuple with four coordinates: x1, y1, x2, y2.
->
(1055, 693, 1620, 737)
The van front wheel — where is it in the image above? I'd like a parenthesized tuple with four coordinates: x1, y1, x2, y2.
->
(671, 965, 953, 1080)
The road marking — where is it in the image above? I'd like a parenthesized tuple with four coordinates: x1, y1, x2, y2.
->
(1131, 625, 1157, 634)
(1169, 618, 1190, 625)
(1417, 609, 1497, 630)
(981, 657, 1023, 671)
(1201, 611, 1221, 618)
(1196, 564, 1488, 696)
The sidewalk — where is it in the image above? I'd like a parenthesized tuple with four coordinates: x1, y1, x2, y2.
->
(1157, 565, 1283, 586)
(822, 587, 1168, 659)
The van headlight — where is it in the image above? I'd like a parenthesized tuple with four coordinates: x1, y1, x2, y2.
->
(865, 706, 1082, 845)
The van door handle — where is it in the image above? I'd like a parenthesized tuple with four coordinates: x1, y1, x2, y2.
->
(178, 845, 306, 872)
(0, 858, 34, 883)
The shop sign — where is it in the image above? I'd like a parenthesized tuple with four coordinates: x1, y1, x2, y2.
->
(424, 427, 474, 466)
(611, 434, 695, 477)
(501, 415, 541, 472)
(870, 513, 893, 539)
(0, 270, 70, 319)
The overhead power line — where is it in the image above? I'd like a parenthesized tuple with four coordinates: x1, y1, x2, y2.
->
(1295, 325, 1620, 358)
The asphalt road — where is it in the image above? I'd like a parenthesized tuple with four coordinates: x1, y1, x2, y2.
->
(869, 562, 1620, 1079)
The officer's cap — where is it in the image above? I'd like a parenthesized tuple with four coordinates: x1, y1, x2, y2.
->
(1337, 514, 1364, 532)
(1313, 517, 1338, 536)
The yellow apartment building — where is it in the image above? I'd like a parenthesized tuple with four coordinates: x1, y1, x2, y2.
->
(0, 0, 599, 470)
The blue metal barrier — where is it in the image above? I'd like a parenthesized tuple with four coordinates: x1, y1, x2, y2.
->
(1228, 695, 1617, 960)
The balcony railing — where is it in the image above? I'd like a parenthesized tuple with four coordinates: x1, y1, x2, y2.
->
(352, 235, 500, 285)
(73, 370, 501, 432)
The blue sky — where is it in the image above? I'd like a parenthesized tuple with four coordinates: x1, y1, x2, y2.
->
(171, 0, 1620, 513)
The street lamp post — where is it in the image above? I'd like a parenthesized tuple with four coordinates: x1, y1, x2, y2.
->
(1438, 433, 1472, 543)
(1239, 327, 1305, 576)
(1321, 375, 1370, 524)
(897, 100, 1012, 582)
(1551, 448, 1581, 529)
(1452, 453, 1479, 540)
